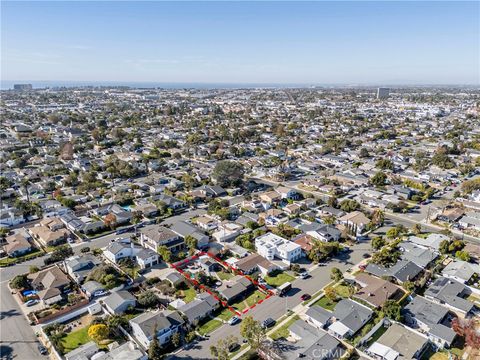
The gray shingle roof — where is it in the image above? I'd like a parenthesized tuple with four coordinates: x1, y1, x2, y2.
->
(130, 310, 184, 338)
(103, 290, 136, 312)
(287, 320, 343, 360)
(331, 299, 373, 334)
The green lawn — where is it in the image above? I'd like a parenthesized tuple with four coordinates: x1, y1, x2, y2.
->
(264, 272, 295, 287)
(197, 318, 223, 335)
(269, 315, 300, 340)
(335, 284, 353, 298)
(313, 296, 338, 311)
(60, 326, 90, 352)
(216, 308, 234, 321)
(312, 283, 352, 310)
(217, 271, 234, 281)
(233, 290, 267, 311)
(178, 287, 197, 303)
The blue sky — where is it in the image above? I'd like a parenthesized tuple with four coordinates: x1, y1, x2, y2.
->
(2, 1, 479, 85)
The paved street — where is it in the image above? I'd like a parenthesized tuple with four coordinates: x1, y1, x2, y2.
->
(0, 282, 42, 360)
(172, 240, 372, 359)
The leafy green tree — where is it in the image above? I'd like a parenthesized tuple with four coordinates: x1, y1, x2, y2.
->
(138, 290, 159, 308)
(185, 330, 196, 343)
(386, 227, 400, 239)
(324, 286, 337, 302)
(371, 247, 401, 266)
(212, 160, 244, 187)
(240, 316, 265, 350)
(439, 240, 450, 254)
(372, 236, 386, 250)
(448, 240, 465, 253)
(375, 158, 394, 170)
(157, 245, 172, 262)
(370, 171, 387, 186)
(330, 267, 343, 282)
(185, 235, 198, 255)
(106, 314, 128, 332)
(210, 335, 238, 360)
(172, 332, 181, 348)
(148, 326, 164, 360)
(339, 199, 360, 212)
(455, 250, 471, 262)
(402, 280, 415, 292)
(328, 196, 338, 208)
(307, 241, 340, 263)
(10, 274, 29, 289)
(383, 300, 402, 321)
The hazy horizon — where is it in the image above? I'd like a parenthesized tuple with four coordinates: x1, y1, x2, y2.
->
(2, 1, 479, 85)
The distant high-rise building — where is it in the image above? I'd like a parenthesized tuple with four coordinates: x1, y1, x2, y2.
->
(13, 84, 33, 91)
(377, 87, 390, 99)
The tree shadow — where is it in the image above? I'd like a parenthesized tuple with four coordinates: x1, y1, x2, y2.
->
(0, 309, 20, 320)
(0, 345, 14, 360)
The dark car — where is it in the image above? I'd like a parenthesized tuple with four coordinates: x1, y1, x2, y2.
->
(228, 342, 240, 353)
(362, 253, 371, 259)
(38, 344, 48, 355)
(300, 293, 311, 301)
(262, 317, 276, 329)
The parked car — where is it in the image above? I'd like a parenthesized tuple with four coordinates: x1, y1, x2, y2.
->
(262, 318, 276, 329)
(300, 293, 311, 301)
(299, 272, 309, 279)
(25, 299, 38, 307)
(228, 342, 240, 352)
(362, 253, 370, 259)
(38, 344, 48, 355)
(228, 316, 240, 325)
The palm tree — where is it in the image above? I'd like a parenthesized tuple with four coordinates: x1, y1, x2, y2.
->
(371, 209, 385, 226)
(21, 178, 30, 203)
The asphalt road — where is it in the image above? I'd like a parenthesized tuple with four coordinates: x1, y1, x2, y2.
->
(172, 240, 372, 360)
(0, 282, 42, 360)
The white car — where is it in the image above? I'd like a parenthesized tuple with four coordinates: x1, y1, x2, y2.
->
(228, 316, 240, 325)
(25, 299, 39, 307)
(299, 272, 309, 279)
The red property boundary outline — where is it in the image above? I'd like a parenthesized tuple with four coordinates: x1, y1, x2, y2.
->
(170, 252, 275, 317)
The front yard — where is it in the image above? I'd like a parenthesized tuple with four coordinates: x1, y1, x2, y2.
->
(313, 296, 338, 311)
(312, 283, 352, 310)
(269, 315, 300, 340)
(216, 308, 234, 321)
(263, 271, 295, 287)
(197, 318, 223, 335)
(232, 290, 267, 312)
